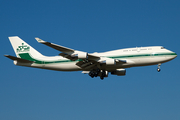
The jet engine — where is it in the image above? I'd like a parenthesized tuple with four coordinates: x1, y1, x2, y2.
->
(71, 52, 88, 59)
(105, 59, 116, 65)
(111, 69, 126, 76)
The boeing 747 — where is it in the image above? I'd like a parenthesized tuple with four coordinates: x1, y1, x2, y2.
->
(5, 36, 177, 80)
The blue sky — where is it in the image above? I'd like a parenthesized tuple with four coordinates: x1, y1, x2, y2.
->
(0, 0, 180, 120)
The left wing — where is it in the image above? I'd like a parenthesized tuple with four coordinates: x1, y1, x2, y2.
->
(35, 38, 100, 61)
(35, 38, 126, 70)
(35, 38, 74, 54)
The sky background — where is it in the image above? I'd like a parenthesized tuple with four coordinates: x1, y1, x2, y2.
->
(0, 0, 180, 120)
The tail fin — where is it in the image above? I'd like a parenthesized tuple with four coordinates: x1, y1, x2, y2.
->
(8, 36, 44, 59)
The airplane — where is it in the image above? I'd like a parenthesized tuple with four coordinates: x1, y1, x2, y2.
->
(5, 36, 177, 80)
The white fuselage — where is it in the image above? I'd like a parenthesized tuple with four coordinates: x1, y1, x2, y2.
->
(15, 46, 177, 72)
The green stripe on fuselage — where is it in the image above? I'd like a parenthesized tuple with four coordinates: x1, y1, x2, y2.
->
(18, 53, 79, 64)
(108, 53, 177, 59)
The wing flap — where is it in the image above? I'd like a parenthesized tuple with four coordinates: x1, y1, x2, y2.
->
(88, 54, 100, 60)
(59, 53, 78, 61)
(76, 61, 93, 68)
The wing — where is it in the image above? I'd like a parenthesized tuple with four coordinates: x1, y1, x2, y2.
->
(35, 38, 126, 70)
(35, 37, 100, 61)
(35, 37, 74, 54)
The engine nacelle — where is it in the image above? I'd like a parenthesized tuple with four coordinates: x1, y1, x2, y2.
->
(105, 59, 116, 65)
(111, 69, 126, 76)
(71, 52, 88, 59)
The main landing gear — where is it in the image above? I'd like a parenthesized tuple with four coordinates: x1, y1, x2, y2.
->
(157, 63, 161, 72)
(89, 69, 100, 78)
(100, 71, 106, 80)
(88, 69, 106, 80)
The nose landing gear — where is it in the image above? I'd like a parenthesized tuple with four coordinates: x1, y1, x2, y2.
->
(157, 63, 161, 72)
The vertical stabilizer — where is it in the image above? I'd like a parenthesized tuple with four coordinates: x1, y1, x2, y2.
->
(8, 36, 44, 58)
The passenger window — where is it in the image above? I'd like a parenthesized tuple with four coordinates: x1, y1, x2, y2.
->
(123, 50, 128, 52)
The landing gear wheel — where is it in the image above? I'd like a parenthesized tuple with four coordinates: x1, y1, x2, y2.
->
(100, 76, 104, 80)
(95, 68, 100, 77)
(100, 71, 105, 80)
(157, 68, 161, 72)
(157, 63, 161, 72)
(89, 71, 95, 78)
(94, 73, 98, 77)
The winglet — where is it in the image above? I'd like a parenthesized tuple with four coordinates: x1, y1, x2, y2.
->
(35, 37, 46, 43)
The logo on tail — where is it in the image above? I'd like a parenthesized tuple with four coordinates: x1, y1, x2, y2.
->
(16, 43, 30, 53)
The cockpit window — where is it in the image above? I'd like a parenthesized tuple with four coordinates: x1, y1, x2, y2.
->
(161, 47, 165, 49)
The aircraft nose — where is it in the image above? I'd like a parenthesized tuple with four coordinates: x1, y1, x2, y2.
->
(174, 52, 177, 58)
(171, 52, 177, 59)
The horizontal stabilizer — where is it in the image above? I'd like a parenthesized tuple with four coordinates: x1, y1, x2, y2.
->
(4, 55, 34, 63)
